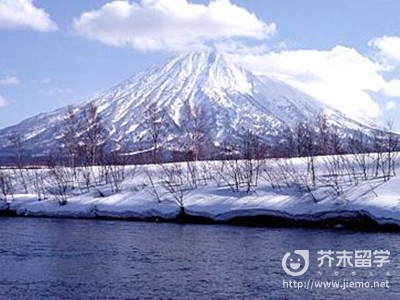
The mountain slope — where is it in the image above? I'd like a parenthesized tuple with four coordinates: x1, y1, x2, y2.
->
(0, 51, 381, 160)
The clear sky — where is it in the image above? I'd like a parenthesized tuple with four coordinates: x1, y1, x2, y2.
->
(1, 0, 400, 130)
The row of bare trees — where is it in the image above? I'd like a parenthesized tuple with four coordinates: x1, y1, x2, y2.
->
(0, 141, 397, 210)
(61, 103, 106, 168)
(0, 162, 129, 206)
(1, 101, 399, 213)
(3, 103, 399, 168)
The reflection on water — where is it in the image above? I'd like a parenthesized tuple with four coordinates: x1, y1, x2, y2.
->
(0, 218, 399, 299)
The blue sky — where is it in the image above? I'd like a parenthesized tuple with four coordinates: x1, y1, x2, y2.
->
(1, 0, 400, 130)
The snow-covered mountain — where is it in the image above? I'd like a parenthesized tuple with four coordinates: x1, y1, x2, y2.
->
(0, 50, 380, 160)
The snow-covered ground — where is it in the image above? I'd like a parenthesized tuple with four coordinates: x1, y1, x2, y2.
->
(1, 153, 399, 228)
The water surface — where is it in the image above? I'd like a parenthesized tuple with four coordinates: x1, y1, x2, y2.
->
(0, 218, 399, 299)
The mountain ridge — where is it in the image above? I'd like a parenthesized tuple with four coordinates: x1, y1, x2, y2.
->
(0, 50, 384, 161)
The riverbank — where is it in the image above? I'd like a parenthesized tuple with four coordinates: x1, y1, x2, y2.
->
(0, 156, 399, 231)
(2, 207, 400, 232)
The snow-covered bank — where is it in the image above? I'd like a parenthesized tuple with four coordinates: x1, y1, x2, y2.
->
(1, 155, 400, 230)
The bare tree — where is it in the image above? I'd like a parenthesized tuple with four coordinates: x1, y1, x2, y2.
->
(160, 163, 186, 215)
(294, 121, 317, 186)
(0, 170, 15, 203)
(373, 130, 385, 178)
(8, 133, 24, 168)
(145, 103, 165, 163)
(47, 166, 70, 206)
(184, 103, 207, 161)
(82, 102, 106, 166)
(241, 130, 262, 192)
(32, 169, 46, 201)
(77, 166, 92, 193)
(103, 150, 126, 193)
(275, 158, 318, 202)
(279, 128, 296, 158)
(320, 156, 344, 196)
(384, 119, 399, 180)
(216, 154, 241, 193)
(260, 158, 282, 191)
(329, 125, 342, 155)
(145, 169, 162, 203)
(61, 106, 80, 169)
(349, 130, 370, 180)
(7, 133, 28, 193)
(316, 112, 329, 155)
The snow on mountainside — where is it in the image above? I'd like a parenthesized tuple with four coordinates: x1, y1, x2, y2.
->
(0, 50, 380, 158)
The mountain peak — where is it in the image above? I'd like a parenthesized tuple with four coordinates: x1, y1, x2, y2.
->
(158, 49, 253, 95)
(166, 49, 232, 72)
(176, 49, 225, 64)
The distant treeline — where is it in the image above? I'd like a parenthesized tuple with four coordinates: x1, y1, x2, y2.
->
(1, 102, 399, 168)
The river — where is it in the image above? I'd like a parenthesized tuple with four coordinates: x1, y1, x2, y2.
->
(0, 218, 399, 299)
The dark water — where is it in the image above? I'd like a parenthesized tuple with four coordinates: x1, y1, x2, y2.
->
(0, 218, 399, 299)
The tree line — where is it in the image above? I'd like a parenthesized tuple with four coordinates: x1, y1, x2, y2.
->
(0, 102, 398, 212)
